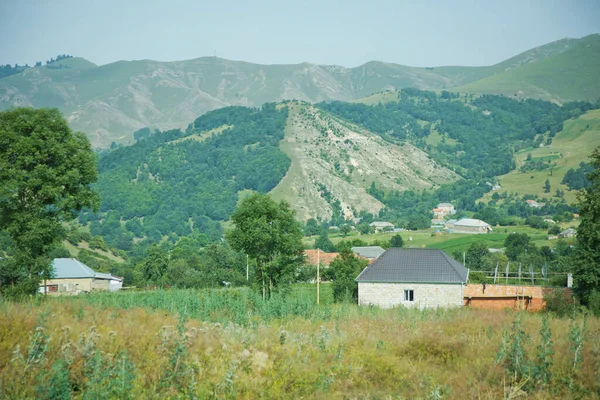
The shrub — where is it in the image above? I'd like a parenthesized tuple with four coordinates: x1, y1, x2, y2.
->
(543, 288, 579, 317)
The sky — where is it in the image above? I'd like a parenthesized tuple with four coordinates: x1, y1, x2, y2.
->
(1, 0, 599, 68)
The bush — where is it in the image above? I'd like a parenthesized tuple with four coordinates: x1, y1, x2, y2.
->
(467, 271, 489, 284)
(588, 290, 600, 317)
(543, 288, 579, 317)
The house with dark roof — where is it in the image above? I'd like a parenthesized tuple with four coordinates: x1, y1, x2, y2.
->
(351, 246, 386, 261)
(355, 248, 468, 308)
(39, 258, 123, 295)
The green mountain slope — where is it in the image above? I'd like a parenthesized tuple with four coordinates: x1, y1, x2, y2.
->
(2, 35, 597, 148)
(85, 105, 291, 250)
(453, 34, 600, 102)
(485, 108, 600, 204)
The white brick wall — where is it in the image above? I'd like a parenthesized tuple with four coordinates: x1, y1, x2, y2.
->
(358, 282, 464, 309)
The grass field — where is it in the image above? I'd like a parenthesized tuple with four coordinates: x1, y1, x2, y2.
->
(453, 34, 600, 102)
(303, 223, 567, 255)
(1, 289, 598, 398)
(484, 108, 600, 204)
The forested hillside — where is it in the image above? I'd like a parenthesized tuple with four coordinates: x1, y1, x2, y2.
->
(319, 90, 599, 227)
(321, 89, 596, 179)
(82, 104, 290, 252)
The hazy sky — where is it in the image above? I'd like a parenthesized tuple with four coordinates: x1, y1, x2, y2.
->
(1, 0, 599, 68)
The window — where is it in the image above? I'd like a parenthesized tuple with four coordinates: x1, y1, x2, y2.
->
(404, 289, 414, 302)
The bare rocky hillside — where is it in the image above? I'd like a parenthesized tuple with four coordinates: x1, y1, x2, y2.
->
(270, 103, 457, 221)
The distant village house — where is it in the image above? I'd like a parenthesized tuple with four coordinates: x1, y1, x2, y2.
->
(304, 249, 339, 267)
(559, 228, 576, 238)
(40, 258, 123, 295)
(451, 218, 492, 234)
(432, 203, 456, 218)
(369, 221, 394, 232)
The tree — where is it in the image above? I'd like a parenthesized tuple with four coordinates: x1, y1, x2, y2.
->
(340, 224, 352, 237)
(329, 249, 369, 302)
(390, 234, 404, 248)
(315, 230, 336, 252)
(0, 108, 98, 297)
(226, 193, 303, 300)
(135, 245, 169, 286)
(465, 241, 489, 269)
(572, 146, 600, 305)
(504, 233, 532, 261)
(544, 179, 551, 193)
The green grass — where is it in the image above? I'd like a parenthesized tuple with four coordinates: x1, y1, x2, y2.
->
(304, 225, 557, 254)
(486, 108, 600, 204)
(454, 34, 600, 102)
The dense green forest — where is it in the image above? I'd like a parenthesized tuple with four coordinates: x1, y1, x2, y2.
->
(75, 92, 598, 256)
(318, 89, 596, 179)
(80, 104, 290, 253)
(318, 90, 597, 228)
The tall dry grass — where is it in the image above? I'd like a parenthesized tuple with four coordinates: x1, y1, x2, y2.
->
(0, 289, 598, 399)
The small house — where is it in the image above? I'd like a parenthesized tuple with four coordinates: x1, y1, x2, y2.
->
(369, 221, 394, 232)
(304, 249, 339, 267)
(356, 248, 468, 308)
(433, 203, 456, 218)
(452, 218, 492, 234)
(526, 200, 541, 208)
(39, 258, 122, 295)
(445, 219, 457, 229)
(559, 228, 577, 238)
(351, 246, 386, 261)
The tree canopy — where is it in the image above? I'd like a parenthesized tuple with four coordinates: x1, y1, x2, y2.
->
(0, 108, 98, 297)
(226, 193, 304, 299)
(573, 146, 600, 305)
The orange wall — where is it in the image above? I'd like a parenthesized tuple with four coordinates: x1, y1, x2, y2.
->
(463, 284, 571, 311)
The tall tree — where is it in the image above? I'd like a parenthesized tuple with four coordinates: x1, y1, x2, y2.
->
(330, 249, 369, 302)
(226, 193, 303, 300)
(315, 230, 336, 252)
(0, 108, 98, 297)
(573, 146, 600, 305)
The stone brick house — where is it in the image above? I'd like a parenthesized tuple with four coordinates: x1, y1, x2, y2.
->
(355, 248, 468, 308)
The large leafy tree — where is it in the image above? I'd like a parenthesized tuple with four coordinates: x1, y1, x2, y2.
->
(573, 146, 600, 305)
(330, 249, 369, 302)
(0, 108, 98, 296)
(226, 193, 303, 300)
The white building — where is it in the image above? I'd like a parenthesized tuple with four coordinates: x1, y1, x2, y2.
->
(452, 218, 492, 234)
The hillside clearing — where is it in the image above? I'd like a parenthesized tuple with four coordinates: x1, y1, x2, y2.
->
(488, 109, 600, 204)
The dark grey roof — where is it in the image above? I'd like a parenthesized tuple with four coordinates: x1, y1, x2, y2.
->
(355, 248, 468, 283)
(351, 246, 386, 259)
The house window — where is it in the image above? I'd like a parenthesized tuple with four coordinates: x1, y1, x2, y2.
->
(404, 289, 414, 302)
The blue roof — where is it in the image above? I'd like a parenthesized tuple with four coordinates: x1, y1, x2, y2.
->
(51, 258, 112, 280)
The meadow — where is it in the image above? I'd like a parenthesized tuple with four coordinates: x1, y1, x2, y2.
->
(486, 108, 600, 204)
(304, 223, 568, 256)
(1, 288, 598, 399)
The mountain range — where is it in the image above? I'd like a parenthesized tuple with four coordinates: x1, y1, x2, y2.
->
(1, 34, 599, 148)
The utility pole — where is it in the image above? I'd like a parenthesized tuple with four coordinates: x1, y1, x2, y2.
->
(317, 248, 320, 305)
